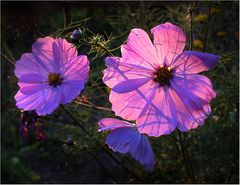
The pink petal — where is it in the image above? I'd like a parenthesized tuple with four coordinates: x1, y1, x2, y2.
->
(122, 28, 160, 68)
(35, 87, 62, 115)
(173, 51, 220, 75)
(136, 86, 178, 137)
(106, 127, 139, 154)
(52, 38, 78, 73)
(130, 134, 154, 171)
(17, 73, 48, 95)
(15, 89, 49, 111)
(64, 55, 89, 82)
(170, 74, 216, 115)
(103, 57, 153, 90)
(112, 78, 151, 93)
(181, 74, 216, 101)
(19, 73, 47, 83)
(168, 87, 211, 131)
(151, 22, 186, 66)
(97, 118, 134, 131)
(54, 38, 77, 64)
(32, 36, 56, 72)
(170, 76, 208, 110)
(60, 81, 85, 104)
(109, 80, 158, 121)
(14, 53, 49, 78)
(105, 126, 154, 171)
(18, 82, 48, 95)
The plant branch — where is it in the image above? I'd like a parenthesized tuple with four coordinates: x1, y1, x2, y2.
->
(188, 1, 197, 51)
(177, 130, 195, 183)
(82, 40, 114, 57)
(202, 1, 212, 52)
(75, 98, 113, 112)
(61, 105, 144, 182)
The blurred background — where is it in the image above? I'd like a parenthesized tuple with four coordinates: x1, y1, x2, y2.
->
(1, 1, 239, 183)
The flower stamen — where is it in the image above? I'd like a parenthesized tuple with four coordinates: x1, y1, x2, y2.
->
(48, 73, 63, 87)
(153, 67, 173, 86)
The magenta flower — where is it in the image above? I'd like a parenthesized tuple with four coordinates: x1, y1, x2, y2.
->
(103, 22, 220, 137)
(15, 37, 89, 115)
(98, 118, 154, 171)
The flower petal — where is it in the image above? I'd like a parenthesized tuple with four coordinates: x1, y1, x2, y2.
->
(35, 87, 62, 115)
(15, 89, 49, 111)
(168, 87, 211, 131)
(106, 127, 139, 154)
(63, 55, 90, 82)
(18, 82, 48, 95)
(122, 28, 160, 68)
(130, 134, 154, 171)
(137, 86, 178, 137)
(170, 76, 208, 110)
(32, 36, 56, 72)
(105, 126, 154, 171)
(109, 80, 158, 121)
(19, 73, 47, 83)
(60, 81, 85, 104)
(97, 118, 134, 132)
(112, 78, 151, 93)
(14, 53, 49, 78)
(103, 57, 153, 90)
(173, 51, 220, 75)
(151, 22, 186, 66)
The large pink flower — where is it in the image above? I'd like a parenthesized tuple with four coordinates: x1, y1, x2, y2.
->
(15, 37, 89, 116)
(103, 22, 220, 137)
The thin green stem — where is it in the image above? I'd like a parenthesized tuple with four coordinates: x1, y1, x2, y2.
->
(189, 2, 197, 51)
(82, 40, 114, 57)
(177, 130, 195, 183)
(75, 98, 113, 112)
(1, 53, 15, 67)
(61, 105, 144, 182)
(86, 148, 119, 183)
(202, 1, 212, 52)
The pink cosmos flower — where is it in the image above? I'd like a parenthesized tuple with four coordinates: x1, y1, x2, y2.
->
(98, 118, 154, 171)
(103, 22, 220, 137)
(15, 37, 89, 116)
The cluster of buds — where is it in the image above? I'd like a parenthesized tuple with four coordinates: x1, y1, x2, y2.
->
(20, 111, 46, 142)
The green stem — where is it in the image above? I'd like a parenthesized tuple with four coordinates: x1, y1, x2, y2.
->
(177, 130, 195, 183)
(189, 2, 197, 51)
(75, 98, 113, 112)
(86, 148, 119, 183)
(61, 105, 144, 182)
(82, 40, 114, 57)
(202, 1, 212, 52)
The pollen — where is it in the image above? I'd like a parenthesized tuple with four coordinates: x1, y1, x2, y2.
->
(48, 73, 63, 87)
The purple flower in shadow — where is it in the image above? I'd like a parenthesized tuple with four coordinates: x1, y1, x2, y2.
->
(97, 118, 154, 171)
(14, 37, 90, 116)
(103, 22, 220, 137)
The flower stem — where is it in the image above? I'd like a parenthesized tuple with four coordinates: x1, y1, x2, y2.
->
(75, 98, 113, 112)
(86, 148, 119, 183)
(177, 130, 195, 183)
(61, 105, 144, 182)
(202, 1, 212, 52)
(188, 1, 197, 51)
(82, 40, 114, 57)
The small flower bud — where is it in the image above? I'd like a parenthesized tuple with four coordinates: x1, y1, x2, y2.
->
(70, 29, 82, 44)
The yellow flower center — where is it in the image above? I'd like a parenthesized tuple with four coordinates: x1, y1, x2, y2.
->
(154, 67, 173, 86)
(48, 73, 63, 87)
